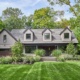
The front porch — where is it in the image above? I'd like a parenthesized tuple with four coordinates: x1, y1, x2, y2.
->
(23, 44, 66, 56)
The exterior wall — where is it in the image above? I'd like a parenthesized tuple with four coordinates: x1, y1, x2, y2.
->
(0, 30, 16, 49)
(61, 29, 71, 41)
(0, 49, 11, 57)
(43, 29, 52, 41)
(24, 30, 33, 41)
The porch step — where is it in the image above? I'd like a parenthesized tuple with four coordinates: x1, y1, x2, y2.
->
(41, 57, 57, 61)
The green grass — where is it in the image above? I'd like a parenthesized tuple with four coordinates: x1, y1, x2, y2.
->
(0, 62, 80, 80)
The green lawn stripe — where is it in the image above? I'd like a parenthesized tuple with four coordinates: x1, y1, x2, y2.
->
(45, 62, 64, 80)
(3, 66, 19, 80)
(40, 63, 49, 80)
(25, 62, 42, 80)
(66, 63, 80, 79)
(6, 65, 31, 80)
(53, 63, 80, 80)
(0, 65, 13, 80)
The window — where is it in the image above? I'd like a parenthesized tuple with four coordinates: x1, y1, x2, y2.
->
(3, 35, 7, 43)
(64, 33, 69, 39)
(25, 46, 36, 53)
(26, 34, 31, 39)
(44, 33, 50, 40)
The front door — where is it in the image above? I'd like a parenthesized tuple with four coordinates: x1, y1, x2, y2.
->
(38, 46, 55, 56)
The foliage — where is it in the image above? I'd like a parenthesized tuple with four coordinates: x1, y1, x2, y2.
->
(34, 49, 45, 56)
(51, 49, 62, 58)
(66, 43, 77, 57)
(1, 7, 26, 30)
(32, 7, 64, 28)
(33, 56, 41, 62)
(47, 0, 80, 17)
(0, 20, 5, 30)
(11, 40, 23, 57)
(0, 56, 13, 64)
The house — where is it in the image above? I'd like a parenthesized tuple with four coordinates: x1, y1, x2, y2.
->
(0, 27, 78, 56)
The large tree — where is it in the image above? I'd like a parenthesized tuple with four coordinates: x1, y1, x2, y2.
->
(47, 0, 80, 17)
(1, 7, 26, 30)
(0, 19, 5, 30)
(32, 7, 64, 28)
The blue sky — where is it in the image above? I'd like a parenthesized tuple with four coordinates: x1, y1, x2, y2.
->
(0, 0, 74, 21)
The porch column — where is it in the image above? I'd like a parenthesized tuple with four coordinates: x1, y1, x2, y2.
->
(23, 45, 25, 54)
(55, 45, 59, 49)
(36, 45, 38, 49)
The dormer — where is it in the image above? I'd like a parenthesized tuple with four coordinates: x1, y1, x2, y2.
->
(23, 29, 33, 41)
(42, 29, 52, 41)
(60, 27, 72, 41)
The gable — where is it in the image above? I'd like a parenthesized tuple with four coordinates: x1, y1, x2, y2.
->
(60, 27, 72, 35)
(42, 29, 52, 35)
(0, 29, 17, 48)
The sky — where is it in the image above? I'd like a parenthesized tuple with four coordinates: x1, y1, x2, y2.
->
(0, 0, 74, 21)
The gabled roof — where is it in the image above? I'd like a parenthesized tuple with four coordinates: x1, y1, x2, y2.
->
(0, 29, 17, 41)
(42, 28, 52, 35)
(23, 28, 33, 33)
(60, 27, 72, 35)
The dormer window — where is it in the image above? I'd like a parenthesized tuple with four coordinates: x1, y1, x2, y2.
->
(3, 35, 7, 43)
(64, 33, 69, 39)
(23, 29, 33, 41)
(26, 34, 31, 39)
(44, 33, 50, 40)
(42, 29, 52, 41)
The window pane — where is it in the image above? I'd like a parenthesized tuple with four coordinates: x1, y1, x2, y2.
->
(3, 35, 7, 42)
(64, 33, 69, 38)
(25, 46, 36, 53)
(26, 34, 31, 39)
(44, 33, 50, 39)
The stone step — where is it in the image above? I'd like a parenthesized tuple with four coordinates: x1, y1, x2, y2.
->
(41, 57, 57, 61)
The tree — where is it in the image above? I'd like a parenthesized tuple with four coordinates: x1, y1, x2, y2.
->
(1, 7, 26, 30)
(47, 0, 80, 17)
(11, 40, 23, 57)
(66, 43, 77, 57)
(0, 20, 5, 30)
(32, 7, 64, 28)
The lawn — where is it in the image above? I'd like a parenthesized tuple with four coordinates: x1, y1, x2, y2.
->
(0, 62, 80, 80)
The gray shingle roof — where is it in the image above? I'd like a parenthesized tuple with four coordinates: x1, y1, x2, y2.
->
(11, 29, 78, 44)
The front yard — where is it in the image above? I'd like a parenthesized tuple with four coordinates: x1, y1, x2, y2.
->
(0, 61, 80, 80)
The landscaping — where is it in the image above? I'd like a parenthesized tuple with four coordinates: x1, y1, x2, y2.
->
(0, 62, 80, 80)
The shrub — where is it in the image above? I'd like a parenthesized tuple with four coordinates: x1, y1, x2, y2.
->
(34, 56, 41, 62)
(0, 56, 13, 64)
(28, 56, 35, 64)
(51, 49, 62, 59)
(66, 43, 78, 57)
(34, 49, 45, 56)
(22, 56, 29, 64)
(12, 57, 23, 63)
(11, 40, 23, 57)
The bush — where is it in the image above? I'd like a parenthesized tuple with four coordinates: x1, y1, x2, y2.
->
(0, 56, 13, 64)
(51, 49, 62, 59)
(12, 57, 23, 63)
(11, 40, 23, 57)
(66, 43, 77, 57)
(22, 56, 29, 64)
(34, 56, 41, 62)
(28, 56, 35, 64)
(34, 49, 45, 56)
